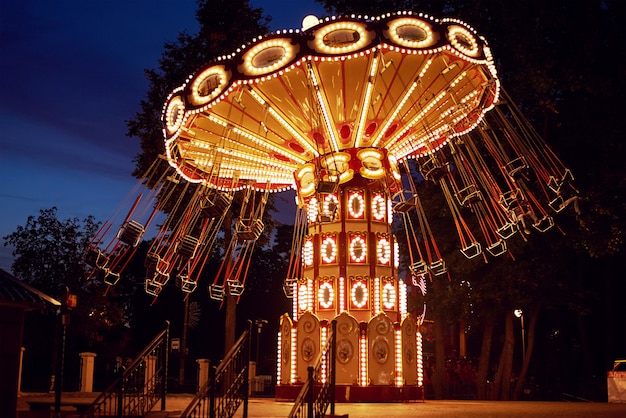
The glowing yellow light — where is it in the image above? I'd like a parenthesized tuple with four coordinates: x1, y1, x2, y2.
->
(302, 15, 320, 31)
(347, 192, 365, 218)
(307, 278, 314, 311)
(306, 197, 319, 224)
(298, 284, 308, 311)
(290, 329, 297, 384)
(383, 282, 396, 310)
(303, 240, 314, 266)
(447, 25, 480, 58)
(351, 281, 368, 308)
(322, 194, 339, 220)
(354, 55, 378, 148)
(164, 95, 185, 135)
(190, 65, 229, 106)
(417, 331, 424, 386)
(313, 21, 370, 54)
(371, 194, 387, 221)
(395, 328, 403, 386)
(387, 17, 436, 49)
(394, 240, 399, 268)
(399, 280, 408, 316)
(358, 149, 386, 179)
(307, 63, 340, 152)
(318, 282, 334, 309)
(242, 39, 296, 76)
(349, 235, 367, 263)
(292, 281, 298, 319)
(373, 277, 381, 314)
(321, 236, 337, 264)
(377, 237, 391, 264)
(276, 331, 282, 382)
(360, 334, 368, 386)
(339, 276, 345, 312)
(321, 325, 328, 383)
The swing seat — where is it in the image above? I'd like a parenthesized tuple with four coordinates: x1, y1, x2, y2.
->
(461, 242, 482, 259)
(144, 279, 163, 297)
(145, 252, 159, 272)
(178, 235, 199, 259)
(227, 279, 245, 296)
(547, 169, 575, 193)
(283, 278, 297, 298)
(209, 284, 225, 301)
(235, 218, 264, 241)
(532, 216, 554, 233)
(316, 180, 339, 194)
(429, 259, 447, 276)
(178, 275, 197, 293)
(393, 195, 417, 213)
(317, 196, 338, 223)
(455, 185, 482, 207)
(496, 222, 518, 239)
(548, 195, 565, 213)
(498, 190, 523, 210)
(409, 260, 429, 275)
(155, 257, 170, 275)
(152, 272, 170, 286)
(86, 249, 109, 269)
(504, 157, 528, 179)
(487, 240, 508, 257)
(202, 193, 232, 218)
(420, 158, 449, 182)
(104, 270, 121, 286)
(117, 220, 145, 247)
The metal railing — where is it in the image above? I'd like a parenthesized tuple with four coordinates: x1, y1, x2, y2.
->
(181, 323, 251, 418)
(288, 320, 337, 418)
(83, 321, 170, 417)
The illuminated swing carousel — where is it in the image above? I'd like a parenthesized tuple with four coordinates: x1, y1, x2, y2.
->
(88, 10, 579, 402)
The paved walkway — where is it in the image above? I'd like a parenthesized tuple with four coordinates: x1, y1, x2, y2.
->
(161, 394, 626, 418)
(17, 393, 626, 418)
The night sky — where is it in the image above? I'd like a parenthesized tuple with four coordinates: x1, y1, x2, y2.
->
(0, 0, 325, 271)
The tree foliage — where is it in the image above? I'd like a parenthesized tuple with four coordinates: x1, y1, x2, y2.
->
(3, 207, 99, 296)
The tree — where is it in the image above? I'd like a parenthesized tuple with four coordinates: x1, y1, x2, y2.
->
(2, 207, 133, 389)
(3, 207, 99, 296)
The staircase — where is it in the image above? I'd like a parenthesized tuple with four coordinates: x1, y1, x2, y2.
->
(180, 324, 251, 418)
(82, 322, 170, 417)
(288, 320, 337, 418)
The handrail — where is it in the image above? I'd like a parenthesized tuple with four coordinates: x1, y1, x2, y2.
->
(82, 321, 170, 417)
(288, 320, 337, 418)
(181, 322, 251, 418)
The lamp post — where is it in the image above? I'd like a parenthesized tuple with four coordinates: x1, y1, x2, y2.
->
(514, 309, 525, 364)
(55, 290, 76, 416)
(254, 319, 267, 375)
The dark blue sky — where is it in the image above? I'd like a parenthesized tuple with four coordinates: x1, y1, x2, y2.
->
(0, 0, 325, 271)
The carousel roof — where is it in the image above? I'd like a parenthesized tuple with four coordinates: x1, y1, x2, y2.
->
(162, 11, 500, 192)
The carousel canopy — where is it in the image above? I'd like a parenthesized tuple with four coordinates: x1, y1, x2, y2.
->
(162, 11, 499, 192)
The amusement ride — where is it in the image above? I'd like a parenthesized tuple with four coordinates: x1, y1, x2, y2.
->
(86, 11, 579, 401)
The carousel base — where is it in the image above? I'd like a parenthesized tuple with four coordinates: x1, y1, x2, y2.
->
(275, 384, 424, 402)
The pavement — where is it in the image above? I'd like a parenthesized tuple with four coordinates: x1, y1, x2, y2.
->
(16, 393, 626, 418)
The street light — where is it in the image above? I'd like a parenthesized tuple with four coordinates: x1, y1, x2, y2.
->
(255, 319, 268, 375)
(514, 309, 525, 364)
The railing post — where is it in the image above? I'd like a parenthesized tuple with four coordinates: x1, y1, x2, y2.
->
(117, 366, 125, 417)
(330, 319, 337, 416)
(243, 322, 251, 418)
(307, 366, 314, 418)
(161, 320, 170, 411)
(209, 365, 217, 418)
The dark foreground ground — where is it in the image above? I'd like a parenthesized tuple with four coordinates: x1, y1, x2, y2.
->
(16, 393, 626, 418)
